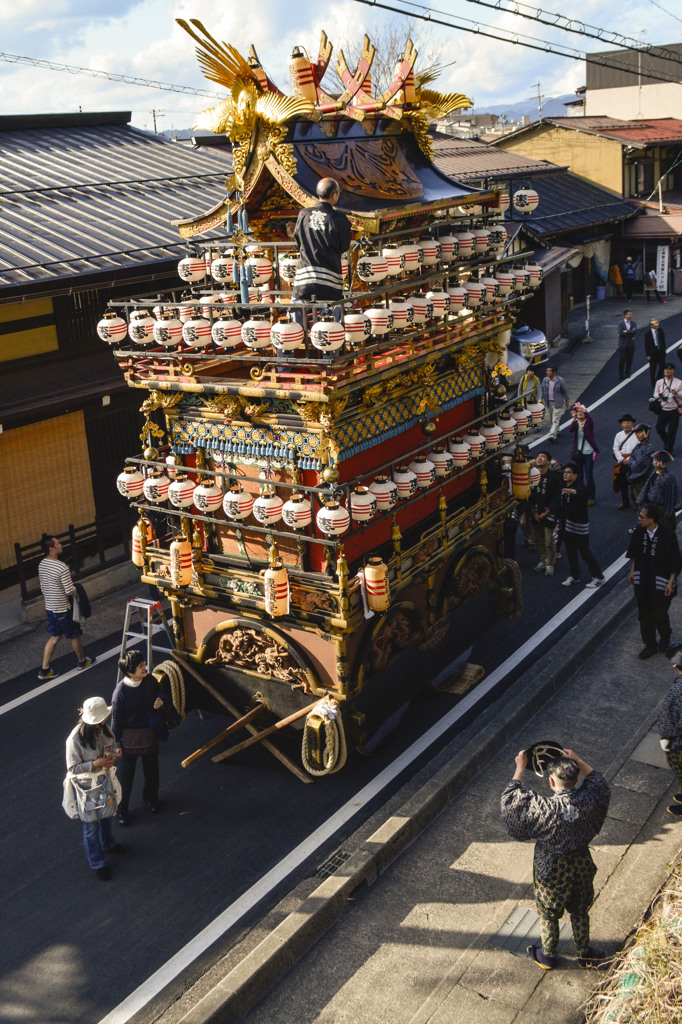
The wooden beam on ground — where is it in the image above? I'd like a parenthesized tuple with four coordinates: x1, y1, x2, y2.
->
(171, 651, 313, 783)
(211, 700, 320, 763)
(181, 704, 265, 768)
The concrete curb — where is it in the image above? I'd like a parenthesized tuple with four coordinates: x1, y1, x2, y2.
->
(174, 580, 637, 1024)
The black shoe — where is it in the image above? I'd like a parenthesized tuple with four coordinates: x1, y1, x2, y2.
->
(527, 945, 554, 969)
(117, 812, 129, 826)
(673, 793, 682, 804)
(659, 638, 672, 652)
(638, 645, 658, 660)
(95, 865, 112, 881)
(106, 843, 125, 855)
(577, 948, 604, 969)
(146, 802, 159, 814)
(666, 803, 682, 817)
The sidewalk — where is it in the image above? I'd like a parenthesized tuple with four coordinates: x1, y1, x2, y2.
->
(171, 584, 682, 1024)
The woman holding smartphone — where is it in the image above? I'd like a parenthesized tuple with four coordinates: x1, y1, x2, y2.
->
(65, 696, 124, 880)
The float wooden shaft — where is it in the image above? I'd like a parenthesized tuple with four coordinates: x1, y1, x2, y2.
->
(181, 704, 265, 767)
(170, 651, 312, 783)
(212, 700, 320, 763)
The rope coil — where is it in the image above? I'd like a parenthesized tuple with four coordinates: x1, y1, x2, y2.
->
(301, 695, 347, 776)
(153, 659, 186, 722)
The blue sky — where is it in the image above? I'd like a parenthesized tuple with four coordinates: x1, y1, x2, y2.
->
(0, 0, 679, 130)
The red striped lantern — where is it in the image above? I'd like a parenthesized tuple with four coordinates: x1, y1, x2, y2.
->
(143, 470, 171, 503)
(182, 316, 212, 348)
(271, 317, 304, 352)
(117, 467, 145, 498)
(241, 315, 272, 349)
(264, 559, 290, 617)
(193, 480, 223, 513)
(448, 438, 472, 466)
(168, 473, 196, 509)
(316, 500, 350, 536)
(97, 313, 127, 345)
(350, 486, 378, 522)
(454, 231, 475, 257)
(170, 536, 193, 586)
(223, 484, 254, 520)
(408, 455, 436, 488)
(369, 475, 398, 510)
(282, 493, 312, 529)
(212, 316, 243, 349)
(364, 556, 390, 612)
(382, 244, 405, 277)
(128, 312, 155, 346)
(153, 314, 183, 348)
(438, 235, 459, 262)
(253, 488, 283, 525)
(178, 257, 207, 283)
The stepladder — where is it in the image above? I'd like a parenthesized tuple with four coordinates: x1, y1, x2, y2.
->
(117, 598, 174, 681)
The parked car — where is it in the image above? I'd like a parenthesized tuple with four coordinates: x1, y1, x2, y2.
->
(509, 319, 549, 366)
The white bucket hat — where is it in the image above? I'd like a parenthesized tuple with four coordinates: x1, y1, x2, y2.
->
(81, 696, 111, 725)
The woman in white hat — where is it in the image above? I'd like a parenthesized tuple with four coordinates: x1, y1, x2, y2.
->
(65, 697, 124, 880)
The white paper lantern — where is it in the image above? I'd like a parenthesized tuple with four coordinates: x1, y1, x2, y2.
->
(212, 316, 243, 349)
(438, 235, 459, 262)
(153, 315, 183, 348)
(246, 254, 273, 285)
(182, 315, 212, 348)
(143, 470, 171, 503)
(343, 311, 372, 345)
(128, 312, 155, 346)
(480, 276, 501, 304)
(282, 493, 312, 528)
(454, 231, 475, 257)
(480, 423, 503, 450)
(446, 285, 468, 311)
(350, 485, 378, 522)
(178, 256, 207, 283)
(382, 244, 405, 277)
(511, 268, 531, 291)
(369, 475, 399, 510)
(525, 263, 544, 286)
(168, 474, 196, 508)
(530, 466, 542, 488)
(356, 251, 389, 283)
(496, 413, 517, 442)
(408, 292, 434, 324)
(398, 241, 420, 272)
(463, 431, 486, 458)
(223, 484, 254, 520)
(316, 500, 350, 536)
(193, 480, 223, 512)
(527, 401, 545, 424)
(388, 298, 415, 330)
(393, 465, 418, 499)
(279, 251, 300, 283)
(253, 488, 283, 524)
(448, 438, 472, 467)
(117, 467, 145, 498)
(408, 455, 436, 488)
(464, 282, 486, 307)
(365, 305, 394, 335)
(271, 317, 304, 352)
(430, 446, 454, 477)
(472, 228, 490, 254)
(425, 289, 450, 319)
(311, 317, 345, 352)
(211, 252, 237, 283)
(97, 313, 127, 345)
(495, 271, 515, 297)
(513, 188, 539, 214)
(511, 408, 532, 434)
(241, 315, 272, 349)
(487, 225, 508, 252)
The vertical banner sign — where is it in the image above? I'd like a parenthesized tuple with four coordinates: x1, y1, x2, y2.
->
(656, 245, 669, 293)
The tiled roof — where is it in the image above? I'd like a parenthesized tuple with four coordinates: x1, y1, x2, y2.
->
(0, 113, 231, 290)
(430, 132, 560, 180)
(499, 116, 682, 147)
(517, 171, 639, 237)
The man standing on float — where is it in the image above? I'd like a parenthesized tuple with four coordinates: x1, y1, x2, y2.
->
(292, 178, 351, 310)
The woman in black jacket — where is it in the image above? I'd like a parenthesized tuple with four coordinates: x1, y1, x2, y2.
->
(112, 650, 165, 825)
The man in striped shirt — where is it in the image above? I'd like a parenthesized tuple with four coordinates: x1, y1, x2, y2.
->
(291, 178, 351, 305)
(37, 535, 95, 680)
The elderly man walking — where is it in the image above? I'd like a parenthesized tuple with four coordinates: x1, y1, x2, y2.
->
(653, 362, 682, 455)
(540, 366, 570, 444)
(501, 747, 611, 969)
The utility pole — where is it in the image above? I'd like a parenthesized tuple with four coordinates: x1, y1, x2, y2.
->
(151, 109, 165, 134)
(530, 82, 544, 120)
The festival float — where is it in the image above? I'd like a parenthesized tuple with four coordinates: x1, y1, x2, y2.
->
(101, 19, 543, 779)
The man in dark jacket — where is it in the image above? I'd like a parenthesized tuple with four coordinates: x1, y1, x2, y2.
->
(558, 463, 605, 588)
(627, 501, 682, 659)
(529, 451, 562, 576)
(291, 178, 351, 303)
(501, 747, 610, 969)
(622, 256, 636, 301)
(644, 318, 667, 388)
(627, 423, 656, 508)
(617, 309, 637, 380)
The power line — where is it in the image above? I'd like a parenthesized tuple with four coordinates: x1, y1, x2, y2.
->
(464, 0, 682, 67)
(646, 0, 682, 26)
(0, 52, 222, 98)
(351, 0, 682, 86)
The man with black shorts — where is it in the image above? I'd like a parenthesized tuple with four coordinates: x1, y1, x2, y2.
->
(38, 535, 95, 680)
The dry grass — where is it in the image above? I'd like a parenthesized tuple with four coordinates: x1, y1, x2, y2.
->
(584, 862, 682, 1024)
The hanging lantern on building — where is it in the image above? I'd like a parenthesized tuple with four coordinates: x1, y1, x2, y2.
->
(430, 446, 455, 477)
(525, 262, 544, 287)
(446, 284, 468, 311)
(350, 485, 378, 522)
(369, 475, 399, 510)
(480, 276, 501, 304)
(279, 250, 300, 283)
(512, 187, 539, 214)
(408, 454, 436, 488)
(182, 315, 212, 348)
(398, 240, 420, 272)
(210, 251, 237, 283)
(463, 430, 487, 458)
(343, 311, 372, 346)
(177, 256, 207, 283)
(425, 288, 451, 319)
(193, 479, 223, 513)
(223, 484, 254, 520)
(437, 235, 459, 262)
(246, 253, 273, 285)
(388, 298, 415, 331)
(480, 422, 503, 450)
(253, 487, 284, 525)
(316, 500, 350, 536)
(97, 313, 128, 345)
(166, 454, 183, 478)
(356, 251, 389, 283)
(365, 305, 394, 335)
(168, 473, 196, 508)
(117, 467, 145, 498)
(288, 45, 318, 101)
(454, 231, 475, 257)
(448, 437, 472, 467)
(241, 314, 272, 349)
(170, 536, 193, 586)
(131, 516, 155, 567)
(178, 302, 196, 323)
(264, 558, 289, 617)
(495, 271, 514, 296)
(511, 449, 532, 499)
(143, 470, 171, 503)
(408, 291, 434, 324)
(364, 556, 390, 612)
(282, 493, 312, 528)
(212, 315, 244, 349)
(472, 227, 490, 254)
(464, 281, 486, 307)
(420, 239, 442, 266)
(128, 311, 155, 345)
(496, 191, 511, 215)
(311, 317, 345, 352)
(153, 314, 183, 348)
(511, 268, 531, 292)
(487, 225, 508, 253)
(382, 244, 406, 276)
(271, 317, 305, 352)
(393, 465, 418, 499)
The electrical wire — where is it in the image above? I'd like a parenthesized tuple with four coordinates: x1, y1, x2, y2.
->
(464, 0, 682, 68)
(646, 0, 682, 26)
(351, 0, 682, 86)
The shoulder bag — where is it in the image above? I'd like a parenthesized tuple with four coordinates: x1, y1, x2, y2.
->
(63, 768, 122, 821)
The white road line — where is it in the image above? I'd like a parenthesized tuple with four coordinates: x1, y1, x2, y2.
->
(95, 551, 630, 1024)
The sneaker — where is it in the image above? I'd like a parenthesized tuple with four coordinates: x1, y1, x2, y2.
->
(638, 645, 658, 660)
(37, 667, 59, 681)
(666, 803, 682, 817)
(77, 656, 96, 671)
(533, 561, 546, 573)
(561, 577, 579, 587)
(585, 578, 604, 589)
(545, 566, 555, 577)
(95, 865, 112, 881)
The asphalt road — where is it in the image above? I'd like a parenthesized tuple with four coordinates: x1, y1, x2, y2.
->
(1, 315, 681, 1024)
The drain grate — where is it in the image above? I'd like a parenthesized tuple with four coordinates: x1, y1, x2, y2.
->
(490, 905, 571, 957)
(316, 849, 351, 879)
